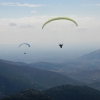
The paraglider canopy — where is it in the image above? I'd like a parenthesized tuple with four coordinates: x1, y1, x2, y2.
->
(19, 43, 30, 47)
(42, 17, 78, 29)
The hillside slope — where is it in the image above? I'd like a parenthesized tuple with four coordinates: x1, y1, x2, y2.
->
(0, 59, 84, 98)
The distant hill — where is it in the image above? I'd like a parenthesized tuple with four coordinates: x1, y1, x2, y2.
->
(28, 60, 100, 91)
(28, 62, 63, 71)
(0, 59, 27, 66)
(79, 49, 100, 60)
(0, 59, 84, 98)
(2, 85, 100, 100)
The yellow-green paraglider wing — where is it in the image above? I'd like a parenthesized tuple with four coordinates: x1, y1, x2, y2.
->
(42, 17, 78, 29)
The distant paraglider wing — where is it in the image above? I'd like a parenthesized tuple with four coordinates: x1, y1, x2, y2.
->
(19, 43, 30, 47)
(42, 17, 78, 29)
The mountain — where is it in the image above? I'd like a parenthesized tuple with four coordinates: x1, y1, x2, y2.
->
(0, 59, 84, 98)
(79, 49, 100, 60)
(0, 59, 27, 66)
(0, 74, 24, 98)
(88, 81, 100, 90)
(1, 89, 54, 100)
(28, 60, 100, 91)
(28, 62, 63, 71)
(0, 61, 45, 98)
(44, 85, 100, 100)
(2, 85, 100, 100)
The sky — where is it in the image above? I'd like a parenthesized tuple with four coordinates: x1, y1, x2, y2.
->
(0, 0, 100, 62)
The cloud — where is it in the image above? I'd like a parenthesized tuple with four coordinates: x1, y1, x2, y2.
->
(0, 2, 46, 7)
(0, 16, 100, 45)
(83, 4, 100, 6)
(95, 4, 100, 6)
(20, 25, 33, 28)
(77, 27, 88, 32)
(9, 23, 17, 26)
(31, 10, 38, 13)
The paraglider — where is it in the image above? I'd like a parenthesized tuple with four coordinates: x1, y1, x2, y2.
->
(19, 43, 30, 54)
(42, 17, 78, 48)
(59, 44, 63, 48)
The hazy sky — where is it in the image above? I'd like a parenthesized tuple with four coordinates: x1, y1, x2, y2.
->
(0, 0, 100, 53)
(0, 0, 100, 44)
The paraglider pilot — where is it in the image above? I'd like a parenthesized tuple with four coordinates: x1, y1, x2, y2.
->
(59, 44, 63, 48)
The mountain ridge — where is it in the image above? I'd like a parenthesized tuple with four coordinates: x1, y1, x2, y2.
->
(79, 49, 100, 60)
(2, 84, 100, 100)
